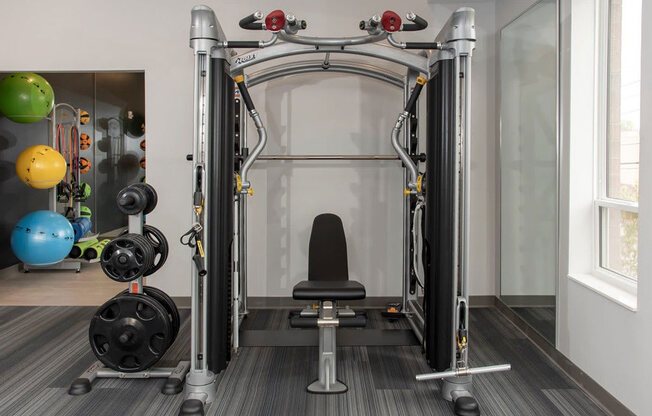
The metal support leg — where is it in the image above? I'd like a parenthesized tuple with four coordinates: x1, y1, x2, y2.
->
(69, 361, 191, 396)
(307, 301, 347, 394)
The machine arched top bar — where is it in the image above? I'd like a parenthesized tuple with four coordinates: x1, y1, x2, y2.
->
(246, 60, 404, 88)
(227, 41, 430, 76)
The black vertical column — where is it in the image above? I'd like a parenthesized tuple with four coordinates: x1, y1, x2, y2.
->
(207, 58, 235, 373)
(424, 59, 456, 371)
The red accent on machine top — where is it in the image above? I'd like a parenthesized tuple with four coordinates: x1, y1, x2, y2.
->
(265, 10, 286, 32)
(381, 11, 402, 32)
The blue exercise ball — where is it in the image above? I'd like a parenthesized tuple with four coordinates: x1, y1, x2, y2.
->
(11, 210, 74, 266)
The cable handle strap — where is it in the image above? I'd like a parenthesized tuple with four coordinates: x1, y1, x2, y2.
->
(180, 223, 203, 248)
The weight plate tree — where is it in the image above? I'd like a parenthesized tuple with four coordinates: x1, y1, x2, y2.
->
(89, 293, 172, 372)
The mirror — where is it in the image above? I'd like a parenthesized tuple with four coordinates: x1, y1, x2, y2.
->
(499, 0, 557, 344)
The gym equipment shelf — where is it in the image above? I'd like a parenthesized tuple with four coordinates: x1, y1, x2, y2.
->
(23, 103, 83, 273)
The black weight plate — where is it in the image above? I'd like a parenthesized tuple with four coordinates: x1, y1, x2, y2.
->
(120, 225, 168, 276)
(133, 183, 157, 215)
(116, 185, 148, 215)
(101, 234, 154, 282)
(121, 286, 179, 344)
(89, 293, 172, 372)
(142, 225, 168, 276)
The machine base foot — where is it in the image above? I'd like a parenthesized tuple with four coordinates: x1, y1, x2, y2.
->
(68, 378, 91, 395)
(307, 379, 348, 394)
(179, 399, 205, 416)
(454, 396, 480, 416)
(162, 377, 185, 395)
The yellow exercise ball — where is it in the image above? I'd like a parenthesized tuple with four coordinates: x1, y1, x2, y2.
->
(15, 145, 67, 189)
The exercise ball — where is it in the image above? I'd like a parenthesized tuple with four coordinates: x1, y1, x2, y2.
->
(79, 109, 90, 125)
(15, 145, 66, 189)
(0, 73, 54, 123)
(11, 210, 74, 266)
(78, 157, 91, 173)
(80, 133, 91, 150)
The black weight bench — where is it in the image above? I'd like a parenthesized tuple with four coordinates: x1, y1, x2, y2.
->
(291, 213, 366, 394)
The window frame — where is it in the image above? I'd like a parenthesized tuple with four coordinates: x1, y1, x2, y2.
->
(593, 0, 640, 284)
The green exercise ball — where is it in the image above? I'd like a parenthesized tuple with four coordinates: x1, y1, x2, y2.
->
(0, 73, 55, 123)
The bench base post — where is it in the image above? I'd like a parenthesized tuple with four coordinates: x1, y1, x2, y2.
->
(307, 301, 347, 394)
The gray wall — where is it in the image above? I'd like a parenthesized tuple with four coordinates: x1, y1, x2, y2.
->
(0, 72, 144, 269)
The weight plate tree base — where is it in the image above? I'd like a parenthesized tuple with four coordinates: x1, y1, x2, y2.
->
(68, 360, 190, 396)
(179, 399, 205, 416)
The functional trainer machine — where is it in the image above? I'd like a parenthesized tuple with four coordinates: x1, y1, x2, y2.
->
(184, 5, 509, 416)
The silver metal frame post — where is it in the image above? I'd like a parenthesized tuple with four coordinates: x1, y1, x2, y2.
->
(416, 8, 511, 405)
(239, 94, 249, 316)
(183, 5, 225, 411)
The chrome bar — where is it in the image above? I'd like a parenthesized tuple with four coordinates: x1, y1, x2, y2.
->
(461, 55, 472, 365)
(405, 314, 424, 344)
(392, 111, 419, 189)
(200, 54, 212, 372)
(451, 54, 461, 370)
(190, 52, 205, 372)
(416, 364, 512, 381)
(247, 61, 404, 89)
(257, 154, 399, 161)
(239, 110, 267, 190)
(240, 95, 248, 315)
(279, 31, 387, 46)
(229, 42, 429, 75)
(232, 195, 240, 349)
(401, 74, 410, 311)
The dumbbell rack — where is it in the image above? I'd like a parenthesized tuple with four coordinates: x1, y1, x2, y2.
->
(24, 103, 82, 273)
(68, 210, 190, 395)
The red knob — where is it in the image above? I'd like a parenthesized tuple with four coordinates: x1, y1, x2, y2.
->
(381, 11, 402, 32)
(265, 10, 286, 32)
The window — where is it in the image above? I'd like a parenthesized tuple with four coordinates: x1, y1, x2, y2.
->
(595, 0, 641, 281)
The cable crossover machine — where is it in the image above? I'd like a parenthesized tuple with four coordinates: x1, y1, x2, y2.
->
(183, 5, 510, 416)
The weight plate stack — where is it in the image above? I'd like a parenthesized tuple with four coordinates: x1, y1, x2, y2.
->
(120, 225, 168, 276)
(89, 293, 172, 372)
(132, 183, 158, 215)
(120, 286, 180, 344)
(100, 234, 155, 282)
(116, 185, 148, 215)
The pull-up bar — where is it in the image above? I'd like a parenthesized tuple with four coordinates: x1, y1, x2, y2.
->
(257, 155, 400, 161)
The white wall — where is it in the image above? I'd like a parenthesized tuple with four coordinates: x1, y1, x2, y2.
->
(0, 0, 497, 297)
(557, 0, 652, 414)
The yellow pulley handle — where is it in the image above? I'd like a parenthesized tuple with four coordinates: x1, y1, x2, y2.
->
(416, 175, 423, 193)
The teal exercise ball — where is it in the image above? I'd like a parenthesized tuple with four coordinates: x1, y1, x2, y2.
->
(0, 73, 55, 123)
(11, 210, 74, 266)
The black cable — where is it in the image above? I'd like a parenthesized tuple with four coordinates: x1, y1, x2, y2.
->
(405, 77, 427, 113)
(234, 75, 255, 111)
